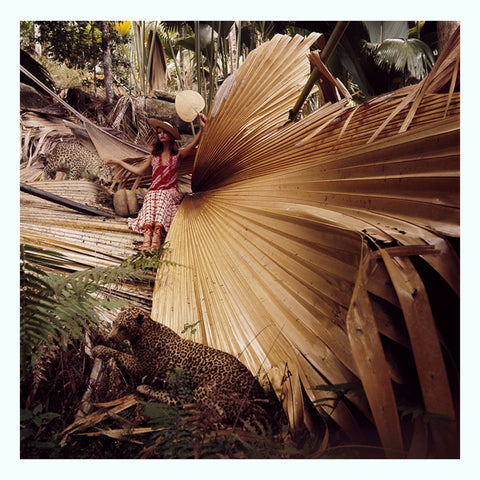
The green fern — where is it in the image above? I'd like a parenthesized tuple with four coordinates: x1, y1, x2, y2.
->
(20, 244, 167, 371)
(141, 370, 197, 458)
(119, 245, 173, 273)
(311, 382, 365, 417)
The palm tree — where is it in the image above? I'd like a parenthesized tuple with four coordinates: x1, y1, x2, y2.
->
(361, 21, 435, 89)
(101, 21, 114, 105)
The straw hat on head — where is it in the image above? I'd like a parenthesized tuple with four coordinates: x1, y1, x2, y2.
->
(148, 118, 181, 140)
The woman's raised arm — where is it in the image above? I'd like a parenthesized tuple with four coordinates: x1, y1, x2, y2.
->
(107, 155, 152, 176)
(177, 113, 207, 161)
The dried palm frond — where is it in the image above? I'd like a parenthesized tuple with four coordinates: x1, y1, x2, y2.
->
(20, 111, 74, 167)
(20, 182, 141, 270)
(108, 95, 152, 144)
(147, 30, 169, 91)
(151, 29, 460, 458)
(60, 393, 140, 444)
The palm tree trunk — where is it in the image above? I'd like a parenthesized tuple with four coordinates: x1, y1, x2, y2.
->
(101, 21, 114, 105)
(229, 22, 237, 74)
(179, 22, 186, 88)
(437, 21, 459, 54)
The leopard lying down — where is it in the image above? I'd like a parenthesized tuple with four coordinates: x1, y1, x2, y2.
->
(92, 307, 271, 425)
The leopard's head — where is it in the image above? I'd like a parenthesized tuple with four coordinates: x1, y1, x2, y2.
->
(87, 163, 113, 185)
(108, 307, 148, 343)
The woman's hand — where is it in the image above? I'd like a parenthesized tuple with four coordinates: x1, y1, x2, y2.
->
(198, 113, 207, 128)
(177, 114, 208, 161)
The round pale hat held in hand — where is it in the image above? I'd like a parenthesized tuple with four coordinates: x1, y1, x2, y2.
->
(175, 90, 206, 122)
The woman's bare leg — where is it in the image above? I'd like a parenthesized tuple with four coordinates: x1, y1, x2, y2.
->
(151, 224, 163, 249)
(140, 224, 153, 250)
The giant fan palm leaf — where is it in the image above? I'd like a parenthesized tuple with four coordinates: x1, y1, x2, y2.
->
(151, 29, 459, 458)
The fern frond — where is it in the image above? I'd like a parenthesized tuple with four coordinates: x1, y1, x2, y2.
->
(20, 244, 177, 373)
(21, 244, 69, 269)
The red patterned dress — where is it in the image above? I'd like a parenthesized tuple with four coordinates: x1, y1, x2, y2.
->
(128, 153, 183, 234)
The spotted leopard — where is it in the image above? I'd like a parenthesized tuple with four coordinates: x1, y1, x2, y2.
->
(41, 141, 113, 185)
(92, 307, 271, 425)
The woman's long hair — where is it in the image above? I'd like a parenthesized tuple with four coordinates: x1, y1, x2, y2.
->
(151, 132, 179, 156)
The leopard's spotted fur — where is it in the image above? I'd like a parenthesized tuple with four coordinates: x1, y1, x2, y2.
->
(41, 141, 113, 185)
(92, 307, 271, 425)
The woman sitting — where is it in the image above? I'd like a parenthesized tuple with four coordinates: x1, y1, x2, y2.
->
(108, 113, 206, 249)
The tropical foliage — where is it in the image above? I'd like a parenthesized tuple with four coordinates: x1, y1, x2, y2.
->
(19, 21, 459, 459)
(21, 21, 441, 104)
(362, 21, 435, 88)
(20, 244, 159, 371)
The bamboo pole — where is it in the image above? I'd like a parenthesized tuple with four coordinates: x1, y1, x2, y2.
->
(288, 21, 350, 121)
